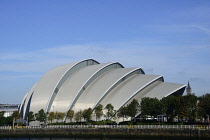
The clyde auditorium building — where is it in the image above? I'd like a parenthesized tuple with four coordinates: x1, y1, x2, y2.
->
(19, 59, 186, 120)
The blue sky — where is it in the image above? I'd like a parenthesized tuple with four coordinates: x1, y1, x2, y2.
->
(0, 0, 210, 104)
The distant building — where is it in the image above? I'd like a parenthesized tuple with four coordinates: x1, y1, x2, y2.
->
(0, 104, 19, 117)
(186, 81, 192, 95)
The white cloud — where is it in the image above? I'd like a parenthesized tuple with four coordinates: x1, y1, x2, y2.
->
(0, 41, 210, 96)
(192, 25, 210, 35)
(0, 41, 207, 73)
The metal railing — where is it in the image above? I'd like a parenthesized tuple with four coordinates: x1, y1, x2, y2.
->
(0, 125, 210, 130)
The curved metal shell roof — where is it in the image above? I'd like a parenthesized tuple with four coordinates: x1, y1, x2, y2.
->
(21, 83, 37, 118)
(73, 68, 142, 112)
(100, 74, 163, 111)
(51, 62, 123, 113)
(20, 59, 186, 120)
(143, 82, 186, 99)
(29, 59, 98, 113)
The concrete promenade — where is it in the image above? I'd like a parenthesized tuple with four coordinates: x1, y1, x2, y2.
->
(1, 124, 210, 129)
(0, 125, 210, 139)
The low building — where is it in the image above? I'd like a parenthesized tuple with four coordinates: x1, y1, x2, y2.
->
(0, 104, 19, 117)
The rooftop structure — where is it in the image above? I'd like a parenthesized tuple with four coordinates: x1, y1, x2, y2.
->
(186, 81, 192, 95)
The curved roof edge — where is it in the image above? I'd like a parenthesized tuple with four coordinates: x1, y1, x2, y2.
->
(92, 68, 144, 110)
(23, 92, 33, 118)
(24, 91, 34, 118)
(19, 92, 28, 112)
(116, 62, 124, 68)
(140, 68, 145, 74)
(46, 59, 100, 113)
(116, 75, 163, 112)
(22, 82, 37, 118)
(164, 85, 186, 97)
(19, 92, 28, 118)
(65, 62, 124, 114)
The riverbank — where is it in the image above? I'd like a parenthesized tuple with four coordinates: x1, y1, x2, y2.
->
(0, 127, 210, 140)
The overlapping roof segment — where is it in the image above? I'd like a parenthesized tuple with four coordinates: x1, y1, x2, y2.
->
(51, 62, 124, 113)
(100, 74, 163, 111)
(29, 59, 99, 114)
(73, 68, 144, 112)
(142, 82, 186, 99)
(20, 59, 186, 120)
(20, 83, 37, 118)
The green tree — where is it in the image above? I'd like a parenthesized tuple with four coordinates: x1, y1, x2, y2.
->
(58, 112, 66, 122)
(126, 99, 139, 121)
(183, 94, 198, 123)
(25, 111, 35, 122)
(105, 104, 114, 120)
(198, 93, 210, 119)
(161, 95, 177, 122)
(12, 110, 20, 121)
(5, 116, 13, 125)
(175, 96, 189, 122)
(35, 109, 47, 123)
(83, 108, 92, 122)
(0, 111, 6, 126)
(94, 104, 103, 121)
(140, 97, 162, 119)
(55, 112, 65, 122)
(74, 110, 83, 122)
(117, 106, 128, 121)
(47, 112, 55, 123)
(161, 95, 198, 123)
(67, 110, 74, 122)
(55, 112, 59, 122)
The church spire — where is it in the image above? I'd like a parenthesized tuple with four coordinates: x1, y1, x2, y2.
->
(186, 81, 192, 95)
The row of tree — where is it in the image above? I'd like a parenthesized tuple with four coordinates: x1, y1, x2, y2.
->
(140, 93, 210, 123)
(25, 100, 139, 123)
(0, 110, 20, 126)
(1, 93, 210, 125)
